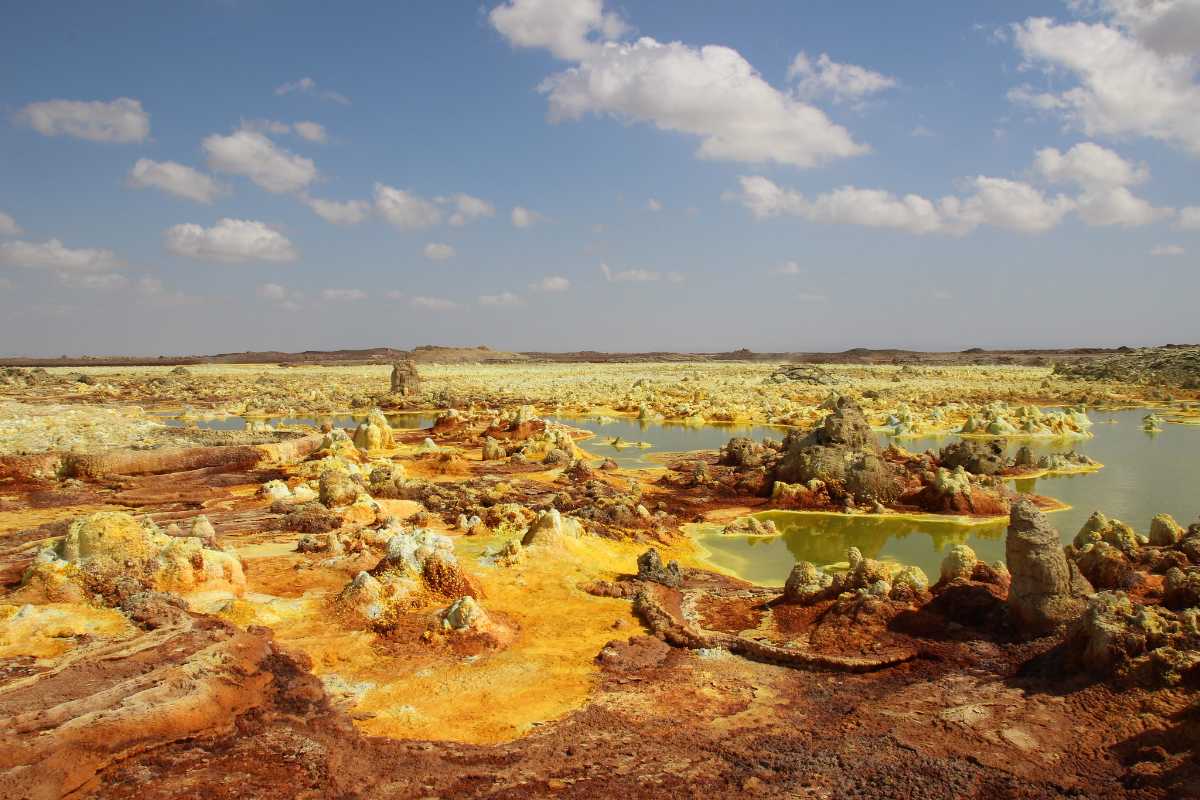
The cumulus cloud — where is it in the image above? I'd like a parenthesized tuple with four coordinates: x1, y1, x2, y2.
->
(537, 37, 868, 168)
(203, 130, 317, 194)
(301, 195, 370, 226)
(1033, 142, 1171, 226)
(529, 275, 570, 291)
(58, 272, 129, 290)
(511, 205, 544, 228)
(0, 238, 124, 272)
(375, 184, 442, 229)
(127, 159, 223, 204)
(730, 175, 1074, 235)
(787, 52, 897, 103)
(478, 291, 523, 306)
(730, 141, 1174, 234)
(423, 242, 456, 261)
(1068, 0, 1200, 56)
(164, 218, 298, 263)
(0, 211, 21, 236)
(274, 77, 350, 105)
(410, 295, 461, 311)
(1009, 10, 1200, 155)
(600, 263, 672, 282)
(1150, 243, 1185, 256)
(257, 282, 304, 311)
(292, 121, 328, 143)
(320, 288, 367, 302)
(1179, 206, 1200, 229)
(440, 193, 495, 226)
(17, 98, 149, 143)
(489, 0, 628, 60)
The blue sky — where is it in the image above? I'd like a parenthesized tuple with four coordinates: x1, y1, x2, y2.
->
(1, 0, 1198, 356)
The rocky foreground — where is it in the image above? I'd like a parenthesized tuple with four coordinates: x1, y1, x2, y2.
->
(0, 360, 1197, 799)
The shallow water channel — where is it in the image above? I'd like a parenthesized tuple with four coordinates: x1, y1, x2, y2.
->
(562, 409, 1200, 584)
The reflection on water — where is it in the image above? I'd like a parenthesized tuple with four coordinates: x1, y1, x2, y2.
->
(691, 408, 1200, 583)
(550, 415, 790, 469)
(158, 412, 436, 431)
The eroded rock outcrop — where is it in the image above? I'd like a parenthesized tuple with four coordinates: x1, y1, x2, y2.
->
(1006, 499, 1092, 637)
(390, 360, 421, 396)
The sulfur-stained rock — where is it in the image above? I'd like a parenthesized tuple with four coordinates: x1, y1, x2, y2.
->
(636, 548, 683, 588)
(481, 436, 506, 461)
(1068, 591, 1200, 685)
(521, 509, 584, 547)
(319, 468, 361, 508)
(1006, 499, 1093, 637)
(390, 360, 421, 396)
(721, 516, 778, 536)
(940, 544, 978, 583)
(1163, 567, 1200, 610)
(1074, 541, 1137, 590)
(783, 561, 833, 604)
(1149, 513, 1184, 547)
(1074, 511, 1141, 555)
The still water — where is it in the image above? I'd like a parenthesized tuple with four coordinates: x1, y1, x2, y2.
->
(555, 409, 1198, 584)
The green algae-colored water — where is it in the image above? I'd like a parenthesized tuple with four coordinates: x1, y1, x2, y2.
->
(550, 415, 790, 469)
(565, 408, 1197, 584)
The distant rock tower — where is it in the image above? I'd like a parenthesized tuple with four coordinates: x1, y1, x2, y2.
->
(390, 360, 421, 396)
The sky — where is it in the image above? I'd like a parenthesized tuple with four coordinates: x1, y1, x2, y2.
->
(1, 0, 1199, 356)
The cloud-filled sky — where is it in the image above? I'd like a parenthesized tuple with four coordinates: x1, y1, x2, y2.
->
(1, 0, 1199, 356)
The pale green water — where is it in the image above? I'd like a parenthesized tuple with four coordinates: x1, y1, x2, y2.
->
(661, 408, 1196, 584)
(550, 414, 790, 469)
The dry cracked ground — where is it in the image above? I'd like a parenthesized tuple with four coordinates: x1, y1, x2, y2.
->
(0, 356, 1198, 799)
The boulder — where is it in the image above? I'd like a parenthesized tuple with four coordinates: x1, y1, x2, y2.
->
(939, 544, 978, 583)
(390, 361, 421, 396)
(1149, 513, 1184, 547)
(318, 469, 361, 508)
(783, 561, 832, 604)
(1074, 541, 1137, 590)
(521, 509, 584, 547)
(1163, 567, 1200, 610)
(1006, 499, 1093, 636)
(636, 548, 683, 587)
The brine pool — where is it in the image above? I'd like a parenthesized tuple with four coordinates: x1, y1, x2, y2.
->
(559, 409, 1200, 583)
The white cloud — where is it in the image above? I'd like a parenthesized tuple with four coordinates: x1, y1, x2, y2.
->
(730, 174, 1075, 235)
(0, 211, 21, 236)
(600, 263, 663, 282)
(257, 282, 304, 311)
(1179, 206, 1200, 229)
(1032, 142, 1171, 226)
(59, 272, 129, 290)
(203, 130, 317, 194)
(293, 121, 328, 143)
(511, 205, 544, 228)
(647, 198, 663, 212)
(489, 0, 628, 60)
(1075, 185, 1171, 226)
(1069, 0, 1200, 56)
(301, 195, 370, 226)
(479, 291, 524, 306)
(787, 52, 897, 103)
(538, 36, 868, 168)
(441, 193, 495, 226)
(0, 239, 124, 272)
(410, 295, 461, 311)
(165, 218, 298, 263)
(127, 159, 223, 204)
(18, 98, 149, 143)
(423, 242, 456, 261)
(274, 77, 350, 105)
(529, 275, 570, 291)
(1032, 142, 1147, 187)
(772, 261, 803, 275)
(1150, 243, 1185, 256)
(375, 183, 442, 229)
(321, 288, 367, 302)
(1010, 13, 1200, 155)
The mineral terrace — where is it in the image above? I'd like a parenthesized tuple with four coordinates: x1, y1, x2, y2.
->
(0, 348, 1198, 799)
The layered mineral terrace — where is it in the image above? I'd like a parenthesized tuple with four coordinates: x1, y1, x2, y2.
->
(0, 355, 1197, 799)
